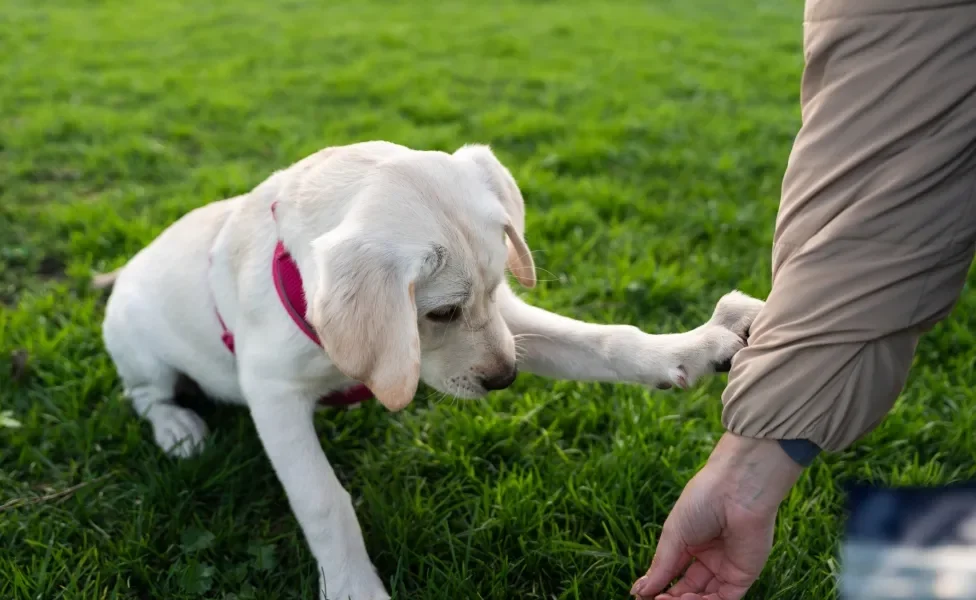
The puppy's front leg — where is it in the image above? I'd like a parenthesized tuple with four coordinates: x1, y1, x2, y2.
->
(243, 377, 389, 600)
(499, 284, 764, 390)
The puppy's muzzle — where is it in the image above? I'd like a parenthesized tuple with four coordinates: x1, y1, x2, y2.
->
(479, 367, 518, 391)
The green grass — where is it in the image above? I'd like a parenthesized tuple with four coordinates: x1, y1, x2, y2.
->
(3, 0, 976, 598)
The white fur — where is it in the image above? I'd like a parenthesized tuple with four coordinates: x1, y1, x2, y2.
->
(97, 141, 764, 600)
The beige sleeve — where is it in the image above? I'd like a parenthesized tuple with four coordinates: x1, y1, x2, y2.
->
(720, 0, 976, 453)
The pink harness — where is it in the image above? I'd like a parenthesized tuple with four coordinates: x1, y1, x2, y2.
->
(213, 202, 373, 407)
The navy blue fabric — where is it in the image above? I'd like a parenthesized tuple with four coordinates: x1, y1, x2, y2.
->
(777, 438, 821, 467)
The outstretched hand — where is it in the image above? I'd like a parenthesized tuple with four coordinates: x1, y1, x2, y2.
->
(631, 434, 803, 600)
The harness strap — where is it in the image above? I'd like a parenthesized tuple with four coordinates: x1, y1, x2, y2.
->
(216, 307, 235, 354)
(272, 239, 319, 345)
(209, 253, 236, 354)
(210, 202, 373, 407)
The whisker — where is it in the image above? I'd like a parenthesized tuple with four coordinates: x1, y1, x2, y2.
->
(514, 332, 556, 344)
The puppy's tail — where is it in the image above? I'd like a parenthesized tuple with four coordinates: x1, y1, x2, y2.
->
(91, 269, 121, 290)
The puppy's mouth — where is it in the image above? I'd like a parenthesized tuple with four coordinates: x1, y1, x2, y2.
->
(425, 376, 489, 400)
(451, 378, 489, 399)
(426, 368, 519, 401)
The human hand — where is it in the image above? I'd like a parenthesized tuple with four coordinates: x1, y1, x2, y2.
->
(631, 434, 803, 600)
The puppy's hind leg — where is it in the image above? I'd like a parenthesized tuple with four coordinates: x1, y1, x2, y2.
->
(129, 376, 210, 459)
(105, 324, 209, 458)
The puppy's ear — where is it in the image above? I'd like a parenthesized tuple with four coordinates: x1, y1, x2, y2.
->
(454, 144, 536, 288)
(308, 227, 431, 412)
(502, 219, 534, 289)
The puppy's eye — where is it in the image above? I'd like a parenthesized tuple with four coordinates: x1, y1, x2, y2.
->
(427, 305, 461, 323)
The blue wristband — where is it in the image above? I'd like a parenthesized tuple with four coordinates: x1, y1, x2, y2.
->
(777, 438, 821, 467)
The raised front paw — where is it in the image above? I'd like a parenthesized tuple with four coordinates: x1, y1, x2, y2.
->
(699, 290, 764, 374)
(659, 327, 745, 390)
(656, 290, 765, 390)
(707, 290, 764, 344)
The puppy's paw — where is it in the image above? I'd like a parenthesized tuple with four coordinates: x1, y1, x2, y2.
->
(698, 325, 749, 377)
(658, 326, 747, 390)
(707, 290, 765, 341)
(644, 293, 763, 391)
(319, 575, 390, 600)
(147, 404, 209, 458)
(320, 590, 389, 600)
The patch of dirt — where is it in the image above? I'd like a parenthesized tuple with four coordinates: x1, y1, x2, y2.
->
(10, 349, 29, 382)
(36, 255, 66, 278)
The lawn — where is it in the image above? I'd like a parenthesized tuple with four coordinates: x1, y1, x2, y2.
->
(3, 0, 976, 598)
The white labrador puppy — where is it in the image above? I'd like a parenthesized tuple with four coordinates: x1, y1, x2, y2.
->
(94, 141, 763, 600)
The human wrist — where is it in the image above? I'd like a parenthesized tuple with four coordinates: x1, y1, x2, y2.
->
(707, 432, 803, 512)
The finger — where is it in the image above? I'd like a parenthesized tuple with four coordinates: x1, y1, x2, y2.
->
(664, 561, 716, 596)
(631, 528, 693, 597)
(704, 581, 752, 600)
(705, 577, 721, 594)
(655, 568, 747, 600)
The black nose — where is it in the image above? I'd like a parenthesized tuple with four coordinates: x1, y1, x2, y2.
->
(480, 367, 518, 391)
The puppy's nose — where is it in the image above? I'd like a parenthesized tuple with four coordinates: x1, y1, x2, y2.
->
(480, 367, 518, 391)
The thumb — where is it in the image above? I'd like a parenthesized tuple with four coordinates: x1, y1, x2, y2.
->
(631, 524, 691, 597)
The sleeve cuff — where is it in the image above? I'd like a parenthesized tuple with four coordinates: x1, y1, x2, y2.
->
(777, 438, 822, 467)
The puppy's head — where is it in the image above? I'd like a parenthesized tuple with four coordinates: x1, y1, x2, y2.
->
(306, 144, 535, 411)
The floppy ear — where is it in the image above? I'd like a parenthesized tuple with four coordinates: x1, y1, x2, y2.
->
(454, 144, 536, 288)
(307, 227, 430, 412)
